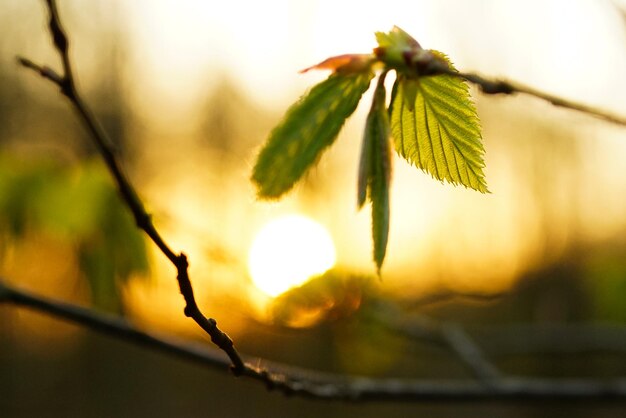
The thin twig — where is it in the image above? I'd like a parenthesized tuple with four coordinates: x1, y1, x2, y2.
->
(369, 303, 501, 382)
(434, 65, 626, 127)
(17, 0, 244, 373)
(441, 323, 502, 382)
(3, 279, 626, 401)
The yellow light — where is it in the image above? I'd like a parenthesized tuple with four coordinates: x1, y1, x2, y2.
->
(248, 215, 336, 297)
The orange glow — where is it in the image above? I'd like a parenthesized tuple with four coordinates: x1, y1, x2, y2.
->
(111, 0, 626, 327)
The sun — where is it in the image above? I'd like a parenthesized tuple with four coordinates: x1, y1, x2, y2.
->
(248, 215, 336, 297)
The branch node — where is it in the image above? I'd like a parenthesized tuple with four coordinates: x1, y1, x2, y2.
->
(176, 253, 189, 270)
(59, 78, 72, 97)
(46, 0, 68, 53)
(230, 364, 244, 377)
(261, 370, 275, 390)
(16, 56, 65, 86)
(480, 79, 514, 95)
(208, 318, 234, 349)
(134, 211, 152, 231)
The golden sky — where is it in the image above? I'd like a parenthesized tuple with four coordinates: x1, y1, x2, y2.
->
(4, 0, 626, 330)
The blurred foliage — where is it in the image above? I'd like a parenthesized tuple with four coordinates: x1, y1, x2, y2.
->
(269, 270, 411, 374)
(0, 155, 148, 311)
(271, 269, 373, 327)
(585, 248, 626, 322)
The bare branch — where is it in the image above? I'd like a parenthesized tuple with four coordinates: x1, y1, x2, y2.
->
(17, 0, 244, 373)
(0, 279, 230, 371)
(482, 323, 626, 356)
(441, 323, 501, 382)
(16, 57, 64, 85)
(432, 65, 626, 127)
(3, 279, 626, 401)
(368, 303, 501, 382)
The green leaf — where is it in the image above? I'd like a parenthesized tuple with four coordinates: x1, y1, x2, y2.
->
(374, 26, 422, 71)
(252, 70, 374, 198)
(390, 52, 488, 193)
(358, 74, 391, 272)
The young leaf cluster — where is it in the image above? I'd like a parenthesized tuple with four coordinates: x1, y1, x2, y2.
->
(252, 26, 487, 272)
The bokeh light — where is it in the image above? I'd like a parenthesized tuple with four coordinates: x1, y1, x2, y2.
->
(248, 215, 336, 297)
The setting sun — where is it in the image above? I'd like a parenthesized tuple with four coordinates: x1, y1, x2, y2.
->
(248, 215, 336, 297)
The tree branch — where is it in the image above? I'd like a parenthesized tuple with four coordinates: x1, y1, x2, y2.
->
(440, 323, 502, 382)
(434, 65, 626, 127)
(3, 279, 626, 401)
(0, 279, 230, 372)
(16, 0, 244, 373)
(368, 302, 501, 382)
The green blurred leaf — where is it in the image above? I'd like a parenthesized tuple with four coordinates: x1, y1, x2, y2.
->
(358, 74, 391, 272)
(585, 251, 626, 322)
(78, 192, 148, 313)
(390, 52, 488, 193)
(32, 162, 109, 237)
(77, 165, 149, 312)
(79, 239, 118, 311)
(0, 159, 57, 237)
(252, 70, 374, 198)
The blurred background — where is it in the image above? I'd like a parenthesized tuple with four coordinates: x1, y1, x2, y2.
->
(1, 0, 626, 416)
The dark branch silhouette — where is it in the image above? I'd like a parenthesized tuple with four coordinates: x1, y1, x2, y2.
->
(3, 279, 626, 401)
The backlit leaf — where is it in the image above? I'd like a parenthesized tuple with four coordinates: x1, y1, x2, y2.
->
(300, 54, 374, 74)
(390, 52, 488, 193)
(252, 70, 374, 198)
(0, 157, 148, 312)
(358, 74, 391, 272)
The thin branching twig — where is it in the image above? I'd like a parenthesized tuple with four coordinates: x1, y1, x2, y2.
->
(17, 0, 244, 374)
(367, 302, 501, 382)
(440, 323, 502, 382)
